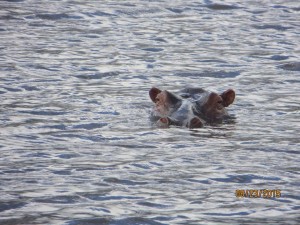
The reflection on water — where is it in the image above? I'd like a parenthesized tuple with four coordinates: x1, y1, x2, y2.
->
(0, 0, 299, 224)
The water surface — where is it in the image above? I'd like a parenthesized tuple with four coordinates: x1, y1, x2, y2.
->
(0, 0, 299, 224)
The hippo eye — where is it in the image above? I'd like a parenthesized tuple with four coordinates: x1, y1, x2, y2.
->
(155, 98, 159, 103)
(217, 100, 223, 109)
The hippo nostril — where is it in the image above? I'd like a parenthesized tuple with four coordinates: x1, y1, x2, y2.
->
(189, 117, 203, 129)
(160, 117, 169, 124)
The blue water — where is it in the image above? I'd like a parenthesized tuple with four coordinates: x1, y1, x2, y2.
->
(0, 0, 299, 224)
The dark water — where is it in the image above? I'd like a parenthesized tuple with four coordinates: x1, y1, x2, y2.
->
(1, 0, 299, 224)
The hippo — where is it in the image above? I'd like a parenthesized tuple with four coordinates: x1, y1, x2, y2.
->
(149, 87, 235, 128)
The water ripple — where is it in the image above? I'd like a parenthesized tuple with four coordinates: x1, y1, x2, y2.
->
(279, 62, 300, 71)
(0, 0, 299, 224)
(205, 4, 241, 10)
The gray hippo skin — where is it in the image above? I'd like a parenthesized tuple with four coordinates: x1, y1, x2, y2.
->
(149, 87, 235, 128)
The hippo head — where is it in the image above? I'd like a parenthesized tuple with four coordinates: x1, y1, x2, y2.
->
(197, 89, 235, 122)
(149, 87, 182, 117)
(149, 87, 204, 128)
(149, 87, 235, 128)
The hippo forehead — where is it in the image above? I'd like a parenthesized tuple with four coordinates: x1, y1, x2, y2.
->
(179, 88, 212, 103)
(191, 91, 211, 105)
(178, 88, 223, 108)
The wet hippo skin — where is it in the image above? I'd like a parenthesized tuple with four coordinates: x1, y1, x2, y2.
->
(149, 87, 235, 128)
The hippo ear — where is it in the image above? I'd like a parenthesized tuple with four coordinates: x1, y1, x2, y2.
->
(221, 89, 235, 107)
(149, 87, 162, 102)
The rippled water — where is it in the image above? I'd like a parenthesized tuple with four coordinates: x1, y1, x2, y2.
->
(1, 0, 299, 224)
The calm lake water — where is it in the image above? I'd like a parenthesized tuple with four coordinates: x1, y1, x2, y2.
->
(1, 0, 299, 224)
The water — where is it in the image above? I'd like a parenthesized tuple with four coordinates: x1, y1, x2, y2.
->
(0, 0, 299, 224)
